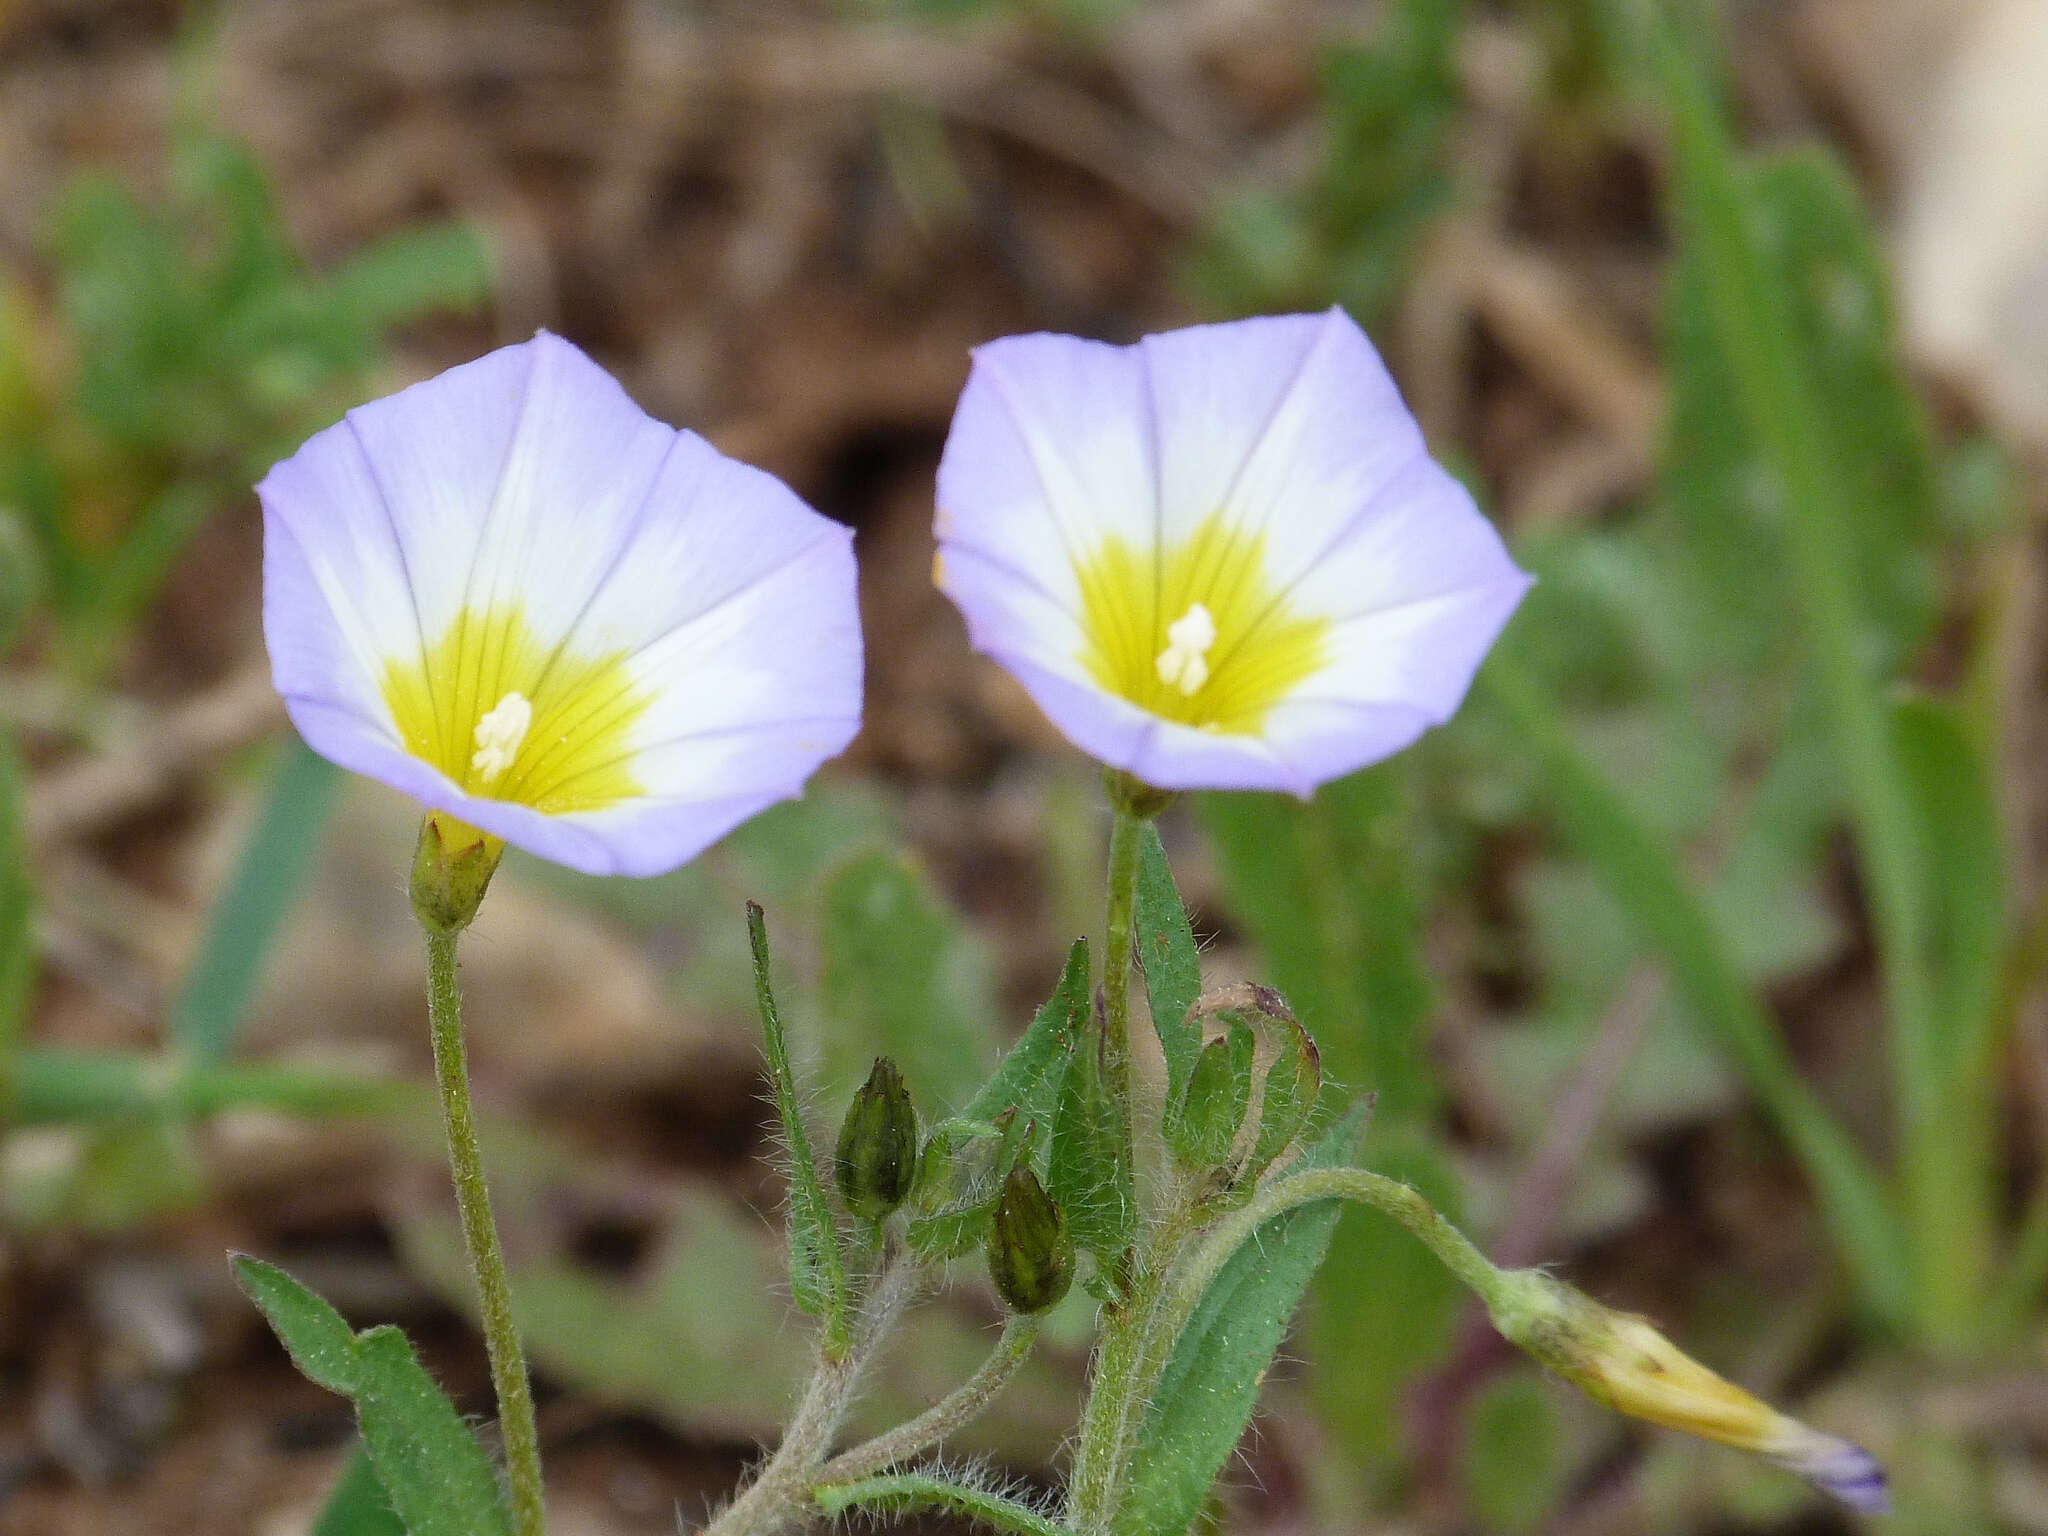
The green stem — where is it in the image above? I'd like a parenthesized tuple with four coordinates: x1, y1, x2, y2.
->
(815, 1315, 1041, 1486)
(708, 1245, 921, 1536)
(425, 930, 546, 1536)
(1064, 1211, 1189, 1534)
(814, 1473, 1067, 1536)
(1102, 806, 1145, 1119)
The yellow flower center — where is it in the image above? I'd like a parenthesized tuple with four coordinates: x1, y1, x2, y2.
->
(1074, 513, 1328, 734)
(381, 603, 650, 814)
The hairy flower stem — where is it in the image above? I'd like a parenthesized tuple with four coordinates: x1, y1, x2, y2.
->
(1101, 807, 1144, 1125)
(424, 929, 546, 1536)
(708, 1246, 922, 1536)
(1069, 1167, 1504, 1535)
(816, 1315, 1042, 1486)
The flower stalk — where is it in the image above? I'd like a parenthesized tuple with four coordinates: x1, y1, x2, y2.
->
(423, 924, 546, 1536)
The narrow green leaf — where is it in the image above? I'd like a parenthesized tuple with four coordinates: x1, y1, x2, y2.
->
(232, 1257, 513, 1536)
(747, 902, 850, 1349)
(1484, 653, 1909, 1326)
(312, 1444, 405, 1536)
(1133, 823, 1201, 1099)
(12, 1046, 414, 1125)
(1891, 695, 2004, 1323)
(815, 1473, 1067, 1536)
(1048, 1001, 1134, 1262)
(233, 1255, 360, 1393)
(821, 849, 998, 1108)
(323, 222, 493, 331)
(0, 727, 34, 1090)
(172, 739, 341, 1063)
(350, 1326, 516, 1536)
(1123, 1101, 1371, 1536)
(964, 937, 1088, 1126)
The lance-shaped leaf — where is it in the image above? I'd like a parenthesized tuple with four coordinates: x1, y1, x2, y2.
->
(1048, 994, 1134, 1264)
(233, 1256, 512, 1536)
(1134, 823, 1202, 1101)
(965, 937, 1089, 1127)
(1122, 1100, 1373, 1536)
(748, 901, 851, 1352)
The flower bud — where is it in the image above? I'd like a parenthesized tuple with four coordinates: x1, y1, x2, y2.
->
(408, 811, 504, 937)
(1490, 1269, 1887, 1513)
(835, 1057, 919, 1221)
(987, 1166, 1073, 1315)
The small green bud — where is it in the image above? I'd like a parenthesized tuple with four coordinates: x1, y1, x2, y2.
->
(835, 1056, 919, 1221)
(987, 1166, 1072, 1314)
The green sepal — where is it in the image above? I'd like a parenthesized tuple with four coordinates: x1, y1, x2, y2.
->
(1246, 1026, 1319, 1179)
(906, 1109, 1041, 1262)
(233, 1256, 513, 1536)
(1166, 1021, 1255, 1170)
(988, 1166, 1074, 1315)
(835, 1056, 920, 1222)
(1134, 823, 1202, 1102)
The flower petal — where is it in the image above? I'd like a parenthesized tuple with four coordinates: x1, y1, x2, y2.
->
(935, 331, 1157, 616)
(1139, 307, 1424, 589)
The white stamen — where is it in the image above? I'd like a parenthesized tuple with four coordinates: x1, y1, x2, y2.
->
(1155, 602, 1217, 696)
(470, 692, 532, 785)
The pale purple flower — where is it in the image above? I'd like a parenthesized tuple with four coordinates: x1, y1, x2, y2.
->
(260, 332, 862, 877)
(933, 308, 1530, 794)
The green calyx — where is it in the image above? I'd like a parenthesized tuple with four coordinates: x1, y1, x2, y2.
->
(988, 1166, 1074, 1315)
(836, 1056, 921, 1222)
(409, 811, 505, 937)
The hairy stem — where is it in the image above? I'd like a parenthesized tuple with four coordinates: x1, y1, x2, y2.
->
(816, 1315, 1042, 1486)
(1101, 806, 1145, 1136)
(424, 929, 546, 1536)
(707, 1246, 922, 1536)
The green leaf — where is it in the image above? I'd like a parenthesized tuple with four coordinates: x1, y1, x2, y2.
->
(233, 1254, 366, 1392)
(323, 223, 493, 332)
(821, 849, 999, 1108)
(1122, 1101, 1371, 1536)
(10, 1046, 413, 1126)
(312, 1445, 405, 1536)
(965, 937, 1088, 1126)
(233, 1257, 513, 1536)
(747, 902, 850, 1350)
(1048, 1000, 1134, 1263)
(0, 727, 34, 1088)
(1133, 823, 1201, 1100)
(1891, 695, 2004, 1318)
(1483, 652, 1909, 1327)
(171, 740, 341, 1063)
(1457, 1370, 1567, 1534)
(815, 1472, 1066, 1536)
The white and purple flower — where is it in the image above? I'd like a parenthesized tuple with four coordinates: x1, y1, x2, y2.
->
(934, 308, 1530, 794)
(260, 332, 862, 877)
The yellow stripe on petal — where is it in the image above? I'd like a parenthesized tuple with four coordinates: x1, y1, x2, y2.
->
(1073, 513, 1328, 735)
(382, 604, 650, 815)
